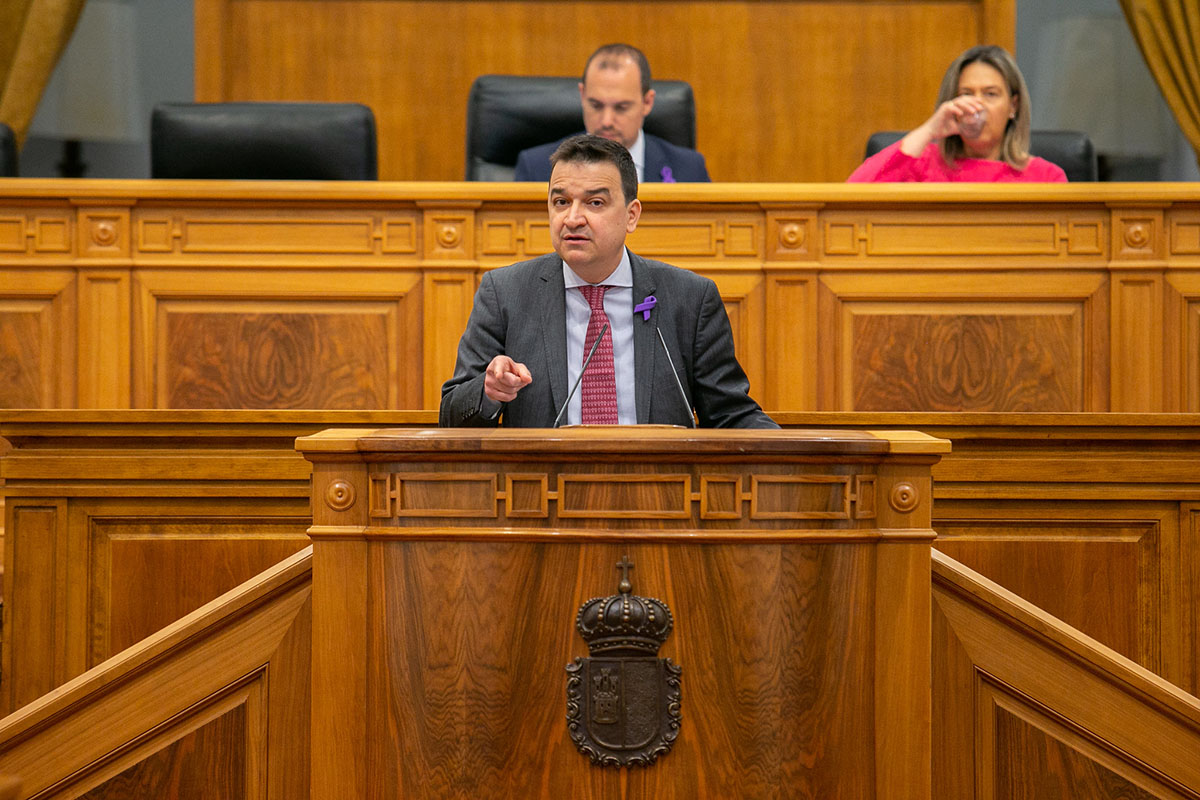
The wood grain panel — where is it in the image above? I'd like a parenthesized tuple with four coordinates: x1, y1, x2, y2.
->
(372, 541, 875, 799)
(78, 704, 246, 800)
(1111, 270, 1165, 412)
(193, 0, 1011, 182)
(78, 272, 132, 408)
(993, 703, 1160, 800)
(97, 521, 309, 656)
(932, 493, 1186, 689)
(305, 427, 939, 798)
(163, 307, 391, 408)
(933, 513, 1163, 670)
(134, 269, 424, 410)
(0, 302, 49, 408)
(0, 548, 311, 799)
(0, 270, 75, 409)
(1166, 271, 1200, 412)
(932, 551, 1200, 800)
(11, 180, 1200, 414)
(710, 270, 766, 407)
(424, 272, 474, 409)
(4, 503, 64, 712)
(848, 306, 1082, 412)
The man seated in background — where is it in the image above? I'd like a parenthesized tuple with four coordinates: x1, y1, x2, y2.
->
(514, 43, 710, 183)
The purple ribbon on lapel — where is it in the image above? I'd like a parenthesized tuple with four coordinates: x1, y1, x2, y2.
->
(660, 166, 675, 183)
(634, 295, 657, 321)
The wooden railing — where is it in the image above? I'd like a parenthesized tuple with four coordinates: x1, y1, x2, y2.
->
(933, 549, 1200, 798)
(4, 181, 1200, 413)
(0, 547, 311, 799)
(3, 541, 1195, 798)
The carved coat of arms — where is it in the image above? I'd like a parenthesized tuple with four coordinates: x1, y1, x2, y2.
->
(566, 557, 682, 767)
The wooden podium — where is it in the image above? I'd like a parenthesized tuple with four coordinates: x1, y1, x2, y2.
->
(296, 427, 948, 799)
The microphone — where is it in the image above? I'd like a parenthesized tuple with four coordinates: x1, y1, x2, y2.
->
(553, 321, 609, 428)
(655, 325, 696, 428)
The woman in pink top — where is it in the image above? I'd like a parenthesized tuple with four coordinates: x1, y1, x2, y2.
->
(848, 45, 1067, 183)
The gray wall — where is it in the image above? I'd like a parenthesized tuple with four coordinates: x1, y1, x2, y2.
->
(20, 0, 193, 178)
(1017, 0, 1199, 180)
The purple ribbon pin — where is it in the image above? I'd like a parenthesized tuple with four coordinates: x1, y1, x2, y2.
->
(660, 166, 675, 183)
(634, 295, 657, 321)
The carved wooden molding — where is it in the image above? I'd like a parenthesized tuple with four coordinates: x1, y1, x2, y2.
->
(6, 183, 1200, 413)
(363, 468, 880, 524)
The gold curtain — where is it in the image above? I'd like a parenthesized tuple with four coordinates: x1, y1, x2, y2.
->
(1120, 0, 1200, 166)
(0, 0, 87, 145)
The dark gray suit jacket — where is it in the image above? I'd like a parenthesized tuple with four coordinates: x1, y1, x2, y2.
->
(439, 251, 777, 428)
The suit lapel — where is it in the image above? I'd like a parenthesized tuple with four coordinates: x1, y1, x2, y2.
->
(643, 135, 667, 183)
(538, 254, 569, 422)
(631, 252, 658, 423)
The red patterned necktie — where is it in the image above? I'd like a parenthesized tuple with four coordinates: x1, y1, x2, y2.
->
(578, 284, 619, 424)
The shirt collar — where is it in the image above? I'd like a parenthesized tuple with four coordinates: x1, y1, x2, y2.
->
(563, 248, 633, 289)
(628, 129, 646, 182)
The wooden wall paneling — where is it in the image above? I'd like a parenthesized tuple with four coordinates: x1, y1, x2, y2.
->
(764, 207, 820, 412)
(9, 181, 1200, 414)
(191, 0, 1013, 182)
(765, 270, 818, 411)
(0, 410, 408, 716)
(772, 411, 1200, 695)
(132, 268, 423, 409)
(4, 498, 311, 714)
(1109, 206, 1167, 412)
(0, 269, 76, 409)
(1180, 503, 1200, 696)
(77, 270, 131, 409)
(423, 271, 476, 409)
(873, 458, 935, 799)
(2, 500, 68, 713)
(932, 499, 1177, 683)
(1110, 269, 1166, 412)
(0, 548, 312, 799)
(985, 684, 1180, 799)
(932, 551, 1200, 799)
(476, 204, 552, 265)
(307, 537, 367, 796)
(707, 269, 767, 409)
(817, 271, 1107, 412)
(1165, 270, 1200, 412)
(80, 500, 312, 659)
(74, 204, 134, 410)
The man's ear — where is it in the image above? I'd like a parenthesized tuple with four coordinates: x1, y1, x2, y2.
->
(626, 198, 642, 233)
(643, 88, 656, 116)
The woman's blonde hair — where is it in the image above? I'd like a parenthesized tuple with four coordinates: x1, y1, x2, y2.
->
(936, 45, 1031, 169)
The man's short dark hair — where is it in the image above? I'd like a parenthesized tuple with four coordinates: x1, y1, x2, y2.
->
(550, 134, 639, 204)
(582, 43, 651, 95)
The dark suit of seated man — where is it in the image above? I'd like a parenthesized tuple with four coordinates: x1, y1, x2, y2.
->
(512, 43, 711, 184)
(441, 135, 773, 429)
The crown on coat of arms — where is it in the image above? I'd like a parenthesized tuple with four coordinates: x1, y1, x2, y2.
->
(575, 557, 673, 656)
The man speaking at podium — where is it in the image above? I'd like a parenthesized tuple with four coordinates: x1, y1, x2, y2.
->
(440, 134, 776, 429)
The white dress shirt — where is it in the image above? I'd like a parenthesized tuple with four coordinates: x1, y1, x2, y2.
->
(562, 249, 636, 425)
(628, 130, 646, 183)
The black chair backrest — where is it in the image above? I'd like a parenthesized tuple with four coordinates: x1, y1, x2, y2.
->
(0, 122, 17, 177)
(465, 75, 697, 181)
(864, 129, 1098, 182)
(151, 102, 378, 180)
